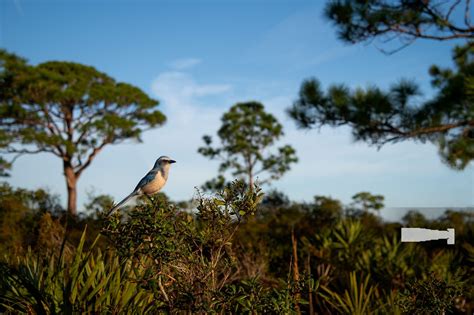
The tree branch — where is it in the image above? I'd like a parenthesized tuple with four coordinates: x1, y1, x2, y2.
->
(378, 121, 473, 145)
(2, 147, 61, 165)
(465, 0, 472, 27)
(3, 147, 58, 156)
(391, 24, 472, 41)
(447, 0, 462, 21)
(40, 104, 66, 157)
(405, 121, 471, 137)
(74, 140, 109, 177)
(421, 1, 473, 34)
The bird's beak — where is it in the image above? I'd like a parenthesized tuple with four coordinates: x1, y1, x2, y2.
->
(169, 160, 176, 164)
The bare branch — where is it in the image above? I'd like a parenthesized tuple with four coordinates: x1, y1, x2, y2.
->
(40, 104, 67, 157)
(3, 147, 55, 155)
(404, 121, 472, 138)
(74, 140, 110, 177)
(391, 23, 471, 41)
(466, 0, 472, 27)
(74, 125, 91, 146)
(447, 0, 462, 20)
(2, 147, 61, 165)
(374, 120, 473, 145)
(375, 37, 416, 55)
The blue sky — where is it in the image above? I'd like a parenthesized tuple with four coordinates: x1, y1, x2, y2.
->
(2, 0, 473, 221)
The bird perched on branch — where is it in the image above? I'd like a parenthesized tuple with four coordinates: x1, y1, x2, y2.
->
(107, 156, 176, 215)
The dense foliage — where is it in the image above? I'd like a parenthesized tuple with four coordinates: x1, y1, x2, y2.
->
(0, 182, 472, 314)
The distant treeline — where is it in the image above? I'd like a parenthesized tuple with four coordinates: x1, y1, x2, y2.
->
(0, 181, 472, 314)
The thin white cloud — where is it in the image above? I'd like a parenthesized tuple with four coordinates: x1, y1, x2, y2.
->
(243, 7, 360, 71)
(151, 71, 232, 109)
(131, 71, 235, 200)
(168, 58, 202, 70)
(306, 45, 360, 68)
(14, 0, 24, 16)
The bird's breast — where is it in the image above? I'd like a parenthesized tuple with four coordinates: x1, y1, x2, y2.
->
(141, 174, 166, 195)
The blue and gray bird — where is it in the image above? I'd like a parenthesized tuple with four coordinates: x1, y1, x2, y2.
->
(107, 156, 176, 215)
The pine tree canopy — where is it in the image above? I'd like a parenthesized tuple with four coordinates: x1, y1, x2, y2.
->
(325, 0, 474, 53)
(198, 101, 298, 189)
(288, 44, 474, 170)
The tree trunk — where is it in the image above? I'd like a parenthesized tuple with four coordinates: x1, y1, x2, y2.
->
(291, 228, 301, 314)
(248, 171, 254, 191)
(248, 163, 254, 192)
(64, 162, 78, 216)
(245, 154, 254, 192)
(307, 253, 314, 315)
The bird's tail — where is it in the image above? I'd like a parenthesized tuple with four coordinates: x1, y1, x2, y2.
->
(106, 192, 137, 216)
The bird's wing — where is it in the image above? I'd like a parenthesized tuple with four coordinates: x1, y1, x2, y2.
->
(106, 170, 157, 216)
(133, 170, 157, 192)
